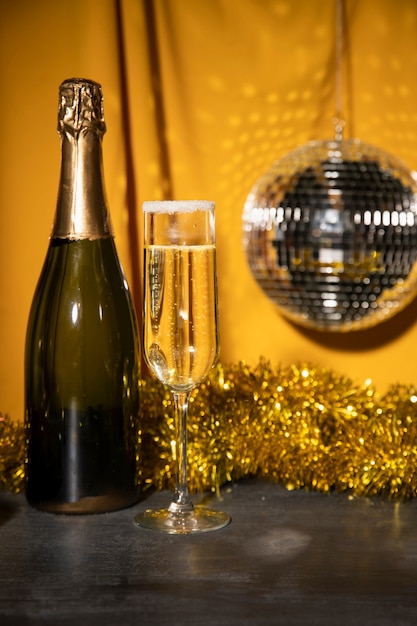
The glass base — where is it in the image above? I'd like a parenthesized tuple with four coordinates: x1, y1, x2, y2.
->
(133, 506, 231, 534)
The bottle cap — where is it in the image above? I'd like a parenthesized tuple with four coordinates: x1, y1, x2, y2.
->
(58, 78, 106, 135)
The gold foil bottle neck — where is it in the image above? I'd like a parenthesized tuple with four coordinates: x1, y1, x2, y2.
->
(58, 78, 106, 136)
(53, 78, 112, 240)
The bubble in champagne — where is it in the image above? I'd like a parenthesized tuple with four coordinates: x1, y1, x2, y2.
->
(148, 343, 170, 382)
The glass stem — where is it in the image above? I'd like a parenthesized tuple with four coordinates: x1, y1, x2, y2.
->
(169, 391, 194, 513)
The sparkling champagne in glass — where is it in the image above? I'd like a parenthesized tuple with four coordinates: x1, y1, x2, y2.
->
(134, 200, 230, 533)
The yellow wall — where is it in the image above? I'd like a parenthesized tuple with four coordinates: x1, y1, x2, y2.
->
(2, 0, 417, 423)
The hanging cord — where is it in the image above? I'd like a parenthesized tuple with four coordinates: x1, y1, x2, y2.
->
(333, 0, 346, 141)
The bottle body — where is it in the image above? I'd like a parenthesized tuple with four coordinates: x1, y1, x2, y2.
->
(25, 237, 140, 513)
(25, 78, 140, 513)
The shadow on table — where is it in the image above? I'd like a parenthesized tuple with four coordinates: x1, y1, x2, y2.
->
(0, 494, 20, 527)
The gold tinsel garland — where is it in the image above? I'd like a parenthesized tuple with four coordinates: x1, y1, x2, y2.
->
(2, 361, 417, 499)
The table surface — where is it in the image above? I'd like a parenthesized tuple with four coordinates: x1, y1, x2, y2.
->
(1, 479, 416, 626)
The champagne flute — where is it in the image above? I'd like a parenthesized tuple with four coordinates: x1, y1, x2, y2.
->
(134, 200, 231, 533)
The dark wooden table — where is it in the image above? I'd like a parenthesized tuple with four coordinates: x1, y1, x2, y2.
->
(1, 479, 416, 625)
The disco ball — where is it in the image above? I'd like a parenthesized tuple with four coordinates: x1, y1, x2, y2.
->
(242, 138, 417, 331)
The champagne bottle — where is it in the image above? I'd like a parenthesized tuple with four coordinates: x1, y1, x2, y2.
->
(25, 78, 140, 513)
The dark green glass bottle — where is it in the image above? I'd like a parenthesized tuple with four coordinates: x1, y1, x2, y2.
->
(25, 78, 140, 513)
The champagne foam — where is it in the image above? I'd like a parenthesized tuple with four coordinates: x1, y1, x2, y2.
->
(143, 200, 214, 213)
